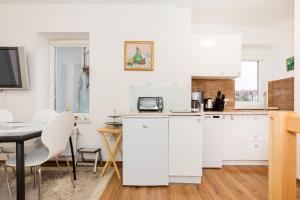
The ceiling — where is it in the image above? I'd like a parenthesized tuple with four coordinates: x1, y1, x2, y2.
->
(0, 0, 294, 27)
(189, 0, 294, 26)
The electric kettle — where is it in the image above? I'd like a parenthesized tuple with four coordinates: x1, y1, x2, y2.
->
(204, 98, 213, 111)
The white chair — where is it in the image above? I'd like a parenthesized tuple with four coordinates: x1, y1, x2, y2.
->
(0, 109, 14, 198)
(32, 109, 58, 123)
(1, 109, 58, 154)
(0, 109, 14, 156)
(0, 109, 13, 122)
(5, 112, 75, 200)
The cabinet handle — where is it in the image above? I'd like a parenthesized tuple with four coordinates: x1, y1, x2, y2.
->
(197, 119, 202, 123)
(231, 115, 233, 120)
(254, 144, 259, 148)
(255, 135, 259, 139)
(142, 125, 148, 129)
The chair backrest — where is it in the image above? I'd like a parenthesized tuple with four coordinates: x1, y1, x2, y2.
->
(41, 112, 75, 159)
(0, 109, 13, 122)
(32, 109, 58, 123)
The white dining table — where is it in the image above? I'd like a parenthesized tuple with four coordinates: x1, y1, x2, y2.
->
(0, 122, 77, 200)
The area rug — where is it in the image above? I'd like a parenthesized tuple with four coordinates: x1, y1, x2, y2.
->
(0, 166, 114, 200)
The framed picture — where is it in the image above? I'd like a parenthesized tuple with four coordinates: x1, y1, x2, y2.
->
(124, 41, 154, 71)
(286, 57, 294, 71)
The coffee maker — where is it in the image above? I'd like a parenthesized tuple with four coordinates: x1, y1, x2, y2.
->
(191, 91, 204, 112)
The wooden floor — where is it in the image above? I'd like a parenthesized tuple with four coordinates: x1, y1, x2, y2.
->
(101, 166, 300, 200)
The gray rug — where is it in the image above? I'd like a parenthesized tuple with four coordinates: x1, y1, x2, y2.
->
(0, 166, 114, 200)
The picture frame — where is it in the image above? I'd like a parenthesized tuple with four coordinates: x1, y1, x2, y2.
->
(124, 41, 154, 71)
(286, 57, 294, 71)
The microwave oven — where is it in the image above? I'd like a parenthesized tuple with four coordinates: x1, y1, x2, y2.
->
(137, 97, 164, 112)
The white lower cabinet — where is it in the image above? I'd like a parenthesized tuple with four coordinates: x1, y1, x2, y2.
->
(203, 114, 269, 167)
(169, 116, 203, 183)
(123, 117, 169, 186)
(243, 142, 268, 160)
(222, 115, 243, 160)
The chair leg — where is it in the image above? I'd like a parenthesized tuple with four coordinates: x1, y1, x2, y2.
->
(38, 165, 42, 200)
(93, 151, 99, 174)
(34, 166, 37, 188)
(4, 165, 12, 200)
(75, 151, 80, 166)
(98, 149, 104, 166)
(65, 156, 75, 188)
(55, 156, 63, 177)
(81, 152, 85, 161)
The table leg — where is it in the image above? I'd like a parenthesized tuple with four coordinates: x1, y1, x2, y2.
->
(16, 141, 25, 200)
(69, 137, 76, 180)
(100, 133, 122, 180)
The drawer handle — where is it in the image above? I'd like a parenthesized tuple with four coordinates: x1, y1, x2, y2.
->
(254, 144, 259, 148)
(197, 119, 202, 123)
(142, 125, 148, 129)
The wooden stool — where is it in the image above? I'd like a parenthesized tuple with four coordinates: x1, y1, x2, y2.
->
(97, 127, 122, 180)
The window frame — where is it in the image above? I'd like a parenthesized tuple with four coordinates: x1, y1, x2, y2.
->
(235, 60, 261, 108)
(48, 40, 89, 115)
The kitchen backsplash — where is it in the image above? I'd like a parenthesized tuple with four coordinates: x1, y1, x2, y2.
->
(129, 85, 191, 111)
(192, 79, 235, 111)
(268, 77, 294, 111)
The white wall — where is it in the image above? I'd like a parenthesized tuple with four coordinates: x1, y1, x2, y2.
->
(0, 3, 192, 160)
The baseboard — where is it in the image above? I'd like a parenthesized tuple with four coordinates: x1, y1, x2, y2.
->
(169, 176, 202, 184)
(222, 160, 268, 166)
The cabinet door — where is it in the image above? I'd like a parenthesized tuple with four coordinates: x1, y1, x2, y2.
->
(222, 35, 241, 77)
(243, 115, 269, 133)
(123, 117, 169, 186)
(202, 115, 224, 168)
(222, 115, 243, 160)
(169, 116, 202, 176)
(243, 142, 268, 160)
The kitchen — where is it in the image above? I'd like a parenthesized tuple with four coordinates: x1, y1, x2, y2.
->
(120, 30, 294, 188)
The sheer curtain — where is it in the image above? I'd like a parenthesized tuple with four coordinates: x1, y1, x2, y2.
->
(54, 47, 89, 113)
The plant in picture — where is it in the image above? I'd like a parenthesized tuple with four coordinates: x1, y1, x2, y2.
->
(127, 47, 146, 66)
(124, 41, 154, 71)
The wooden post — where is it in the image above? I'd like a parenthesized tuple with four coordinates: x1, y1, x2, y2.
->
(269, 111, 300, 200)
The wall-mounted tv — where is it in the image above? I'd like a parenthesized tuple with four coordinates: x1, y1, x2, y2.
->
(0, 47, 29, 89)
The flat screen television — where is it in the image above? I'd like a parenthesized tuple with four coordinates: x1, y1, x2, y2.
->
(0, 47, 29, 89)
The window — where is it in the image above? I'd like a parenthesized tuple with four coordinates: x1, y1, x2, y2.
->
(235, 61, 259, 103)
(49, 41, 89, 113)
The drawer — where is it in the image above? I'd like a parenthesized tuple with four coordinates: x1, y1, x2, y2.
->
(243, 133, 268, 142)
(243, 115, 268, 133)
(243, 142, 268, 160)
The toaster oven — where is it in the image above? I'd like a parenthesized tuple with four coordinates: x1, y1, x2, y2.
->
(137, 97, 164, 112)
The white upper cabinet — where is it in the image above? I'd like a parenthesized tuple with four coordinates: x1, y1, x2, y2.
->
(187, 34, 241, 78)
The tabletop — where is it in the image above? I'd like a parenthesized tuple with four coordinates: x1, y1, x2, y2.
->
(0, 122, 45, 143)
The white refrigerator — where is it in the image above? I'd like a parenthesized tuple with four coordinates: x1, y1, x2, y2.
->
(122, 116, 169, 186)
